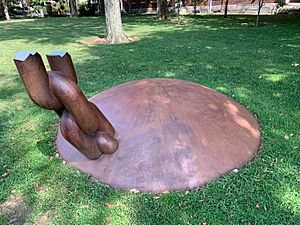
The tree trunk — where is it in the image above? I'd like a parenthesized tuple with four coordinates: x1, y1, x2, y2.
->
(126, 0, 132, 15)
(256, 0, 263, 27)
(220, 0, 223, 12)
(208, 0, 212, 13)
(69, 0, 78, 17)
(1, 0, 10, 20)
(161, 0, 168, 19)
(104, 0, 130, 43)
(120, 0, 124, 11)
(157, 0, 162, 18)
(194, 3, 196, 15)
(224, 0, 228, 17)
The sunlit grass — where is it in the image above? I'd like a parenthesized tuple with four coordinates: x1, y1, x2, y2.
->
(263, 74, 289, 82)
(0, 15, 299, 224)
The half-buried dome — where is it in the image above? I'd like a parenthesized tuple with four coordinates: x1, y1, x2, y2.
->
(57, 78, 261, 193)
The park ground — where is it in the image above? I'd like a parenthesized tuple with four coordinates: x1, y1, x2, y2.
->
(0, 15, 299, 224)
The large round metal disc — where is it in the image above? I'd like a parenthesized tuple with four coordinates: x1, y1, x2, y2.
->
(57, 78, 261, 193)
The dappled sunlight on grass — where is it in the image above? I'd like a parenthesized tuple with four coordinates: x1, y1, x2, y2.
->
(277, 185, 300, 216)
(0, 15, 299, 224)
(286, 44, 300, 49)
(234, 87, 252, 100)
(215, 86, 229, 93)
(164, 71, 176, 77)
(263, 74, 289, 82)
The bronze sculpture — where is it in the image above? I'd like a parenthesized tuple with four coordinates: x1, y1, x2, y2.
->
(14, 51, 261, 193)
(14, 51, 118, 159)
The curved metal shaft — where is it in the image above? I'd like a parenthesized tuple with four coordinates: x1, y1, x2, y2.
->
(14, 51, 118, 159)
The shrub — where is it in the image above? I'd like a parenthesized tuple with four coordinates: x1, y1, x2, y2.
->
(78, 2, 99, 16)
(275, 0, 285, 7)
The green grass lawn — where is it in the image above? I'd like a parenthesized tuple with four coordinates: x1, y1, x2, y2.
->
(0, 15, 299, 224)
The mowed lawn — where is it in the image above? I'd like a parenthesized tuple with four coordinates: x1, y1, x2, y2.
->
(0, 15, 299, 224)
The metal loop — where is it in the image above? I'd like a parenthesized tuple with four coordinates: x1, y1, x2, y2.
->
(14, 51, 118, 159)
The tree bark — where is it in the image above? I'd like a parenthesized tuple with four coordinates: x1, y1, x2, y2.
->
(224, 0, 228, 17)
(256, 0, 263, 27)
(1, 0, 10, 20)
(104, 0, 130, 43)
(208, 0, 212, 13)
(157, 0, 168, 19)
(220, 0, 223, 12)
(161, 0, 168, 19)
(157, 0, 162, 18)
(119, 0, 124, 11)
(69, 0, 78, 17)
(126, 0, 132, 16)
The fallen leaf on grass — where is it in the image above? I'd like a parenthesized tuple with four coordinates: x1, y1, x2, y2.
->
(233, 168, 239, 173)
(105, 216, 112, 222)
(129, 188, 140, 194)
(2, 173, 9, 177)
(81, 205, 89, 209)
(106, 202, 125, 209)
(16, 106, 23, 110)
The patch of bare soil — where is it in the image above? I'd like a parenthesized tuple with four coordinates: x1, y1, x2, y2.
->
(86, 36, 140, 45)
(0, 195, 31, 225)
(35, 211, 55, 224)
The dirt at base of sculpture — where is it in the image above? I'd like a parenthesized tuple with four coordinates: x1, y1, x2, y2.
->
(86, 36, 140, 45)
(57, 78, 261, 194)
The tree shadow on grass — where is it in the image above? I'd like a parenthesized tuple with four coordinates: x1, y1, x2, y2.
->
(0, 15, 299, 224)
(69, 19, 299, 223)
(0, 14, 299, 45)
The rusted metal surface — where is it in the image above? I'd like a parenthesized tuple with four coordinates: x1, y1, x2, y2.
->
(57, 78, 261, 193)
(47, 51, 78, 84)
(14, 51, 118, 159)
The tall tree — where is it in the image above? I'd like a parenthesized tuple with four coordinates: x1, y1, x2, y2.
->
(208, 0, 212, 13)
(224, 0, 229, 17)
(69, 0, 78, 17)
(1, 0, 10, 20)
(161, 0, 168, 19)
(251, 0, 264, 26)
(157, 0, 162, 18)
(104, 0, 129, 43)
(255, 0, 264, 26)
(125, 0, 132, 16)
(157, 0, 168, 19)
